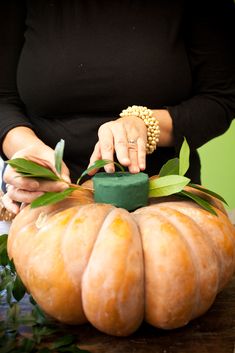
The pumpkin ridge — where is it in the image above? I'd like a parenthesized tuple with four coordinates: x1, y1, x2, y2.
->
(130, 209, 146, 320)
(134, 207, 198, 329)
(23, 208, 84, 323)
(81, 207, 144, 336)
(60, 203, 114, 323)
(163, 203, 235, 291)
(154, 206, 201, 320)
(154, 205, 219, 320)
(155, 202, 222, 277)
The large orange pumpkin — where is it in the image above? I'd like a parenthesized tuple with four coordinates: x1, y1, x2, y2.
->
(7, 180, 235, 336)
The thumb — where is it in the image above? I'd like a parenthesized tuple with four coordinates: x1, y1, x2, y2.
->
(61, 163, 71, 183)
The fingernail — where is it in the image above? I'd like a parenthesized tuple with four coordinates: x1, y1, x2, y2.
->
(106, 167, 114, 173)
(131, 167, 140, 173)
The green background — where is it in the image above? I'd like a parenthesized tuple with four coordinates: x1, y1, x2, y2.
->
(198, 119, 235, 210)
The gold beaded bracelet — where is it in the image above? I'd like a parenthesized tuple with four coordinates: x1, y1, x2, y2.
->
(120, 105, 160, 154)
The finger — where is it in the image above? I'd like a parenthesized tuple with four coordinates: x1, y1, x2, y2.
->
(98, 124, 115, 173)
(35, 180, 69, 192)
(127, 143, 140, 174)
(4, 168, 40, 190)
(137, 138, 147, 170)
(88, 142, 102, 176)
(110, 123, 130, 167)
(2, 193, 20, 215)
(7, 186, 44, 204)
(61, 163, 71, 183)
(4, 166, 68, 192)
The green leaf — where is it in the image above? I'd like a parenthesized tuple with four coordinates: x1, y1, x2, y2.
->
(31, 304, 47, 325)
(18, 337, 35, 352)
(6, 158, 60, 181)
(7, 302, 20, 322)
(0, 249, 9, 266)
(55, 139, 65, 175)
(77, 159, 125, 184)
(149, 175, 190, 197)
(49, 335, 75, 350)
(0, 269, 14, 291)
(179, 190, 217, 216)
(0, 234, 8, 253)
(8, 259, 16, 273)
(29, 295, 37, 306)
(30, 187, 75, 208)
(179, 137, 190, 176)
(0, 234, 9, 266)
(13, 312, 37, 326)
(6, 281, 14, 306)
(159, 158, 179, 177)
(188, 183, 228, 206)
(12, 274, 26, 302)
(33, 326, 57, 344)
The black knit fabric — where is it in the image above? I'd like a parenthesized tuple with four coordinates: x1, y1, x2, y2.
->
(0, 0, 235, 183)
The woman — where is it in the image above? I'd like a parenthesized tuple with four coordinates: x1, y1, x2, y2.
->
(0, 0, 235, 215)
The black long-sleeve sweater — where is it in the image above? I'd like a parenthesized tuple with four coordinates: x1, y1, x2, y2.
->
(0, 0, 235, 183)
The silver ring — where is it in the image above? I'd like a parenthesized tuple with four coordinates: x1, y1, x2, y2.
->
(5, 184, 10, 192)
(127, 139, 138, 150)
(127, 139, 137, 144)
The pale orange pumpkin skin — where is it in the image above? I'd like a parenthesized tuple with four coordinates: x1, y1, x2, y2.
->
(7, 182, 235, 336)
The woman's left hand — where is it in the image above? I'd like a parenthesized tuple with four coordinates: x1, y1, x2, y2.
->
(88, 116, 147, 174)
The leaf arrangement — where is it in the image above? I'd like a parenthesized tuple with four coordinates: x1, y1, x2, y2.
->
(0, 234, 90, 352)
(6, 138, 227, 215)
(148, 138, 227, 215)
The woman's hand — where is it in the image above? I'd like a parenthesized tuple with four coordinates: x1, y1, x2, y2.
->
(88, 109, 174, 175)
(2, 140, 70, 214)
(88, 116, 147, 174)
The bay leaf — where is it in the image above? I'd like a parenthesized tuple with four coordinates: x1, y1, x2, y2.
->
(77, 159, 124, 184)
(7, 158, 60, 181)
(30, 188, 75, 208)
(149, 175, 190, 197)
(54, 139, 65, 175)
(179, 190, 217, 215)
(189, 183, 228, 205)
(159, 158, 179, 176)
(49, 334, 75, 350)
(179, 137, 190, 176)
(12, 274, 26, 302)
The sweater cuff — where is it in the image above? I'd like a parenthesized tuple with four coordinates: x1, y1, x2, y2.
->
(0, 122, 33, 160)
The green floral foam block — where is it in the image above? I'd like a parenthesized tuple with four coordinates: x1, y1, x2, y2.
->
(93, 172, 149, 211)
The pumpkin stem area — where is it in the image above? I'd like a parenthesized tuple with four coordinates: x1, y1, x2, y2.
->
(93, 172, 149, 211)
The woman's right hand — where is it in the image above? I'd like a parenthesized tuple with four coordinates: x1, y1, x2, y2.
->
(2, 140, 71, 215)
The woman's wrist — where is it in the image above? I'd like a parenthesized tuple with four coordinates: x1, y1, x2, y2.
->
(152, 109, 174, 147)
(2, 126, 45, 159)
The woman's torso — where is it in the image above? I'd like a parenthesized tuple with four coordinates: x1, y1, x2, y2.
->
(17, 0, 193, 180)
